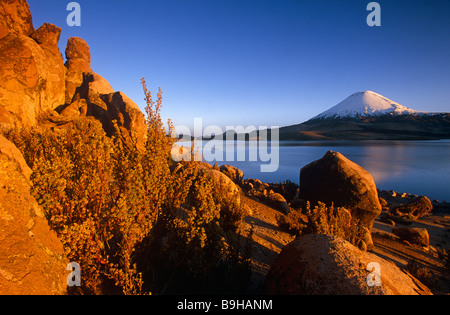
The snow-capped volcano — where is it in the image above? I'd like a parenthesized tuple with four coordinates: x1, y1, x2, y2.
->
(313, 91, 420, 119)
(277, 91, 449, 140)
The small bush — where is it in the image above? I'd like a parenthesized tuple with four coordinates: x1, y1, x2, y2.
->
(277, 202, 362, 246)
(276, 210, 306, 236)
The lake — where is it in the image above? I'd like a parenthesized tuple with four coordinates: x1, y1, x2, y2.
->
(181, 140, 450, 202)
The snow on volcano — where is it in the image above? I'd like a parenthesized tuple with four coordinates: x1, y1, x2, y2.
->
(313, 91, 423, 119)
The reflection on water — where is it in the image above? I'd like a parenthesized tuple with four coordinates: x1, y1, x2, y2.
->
(346, 143, 408, 183)
(184, 140, 450, 201)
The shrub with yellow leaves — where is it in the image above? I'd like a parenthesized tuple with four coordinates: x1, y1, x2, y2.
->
(4, 79, 250, 295)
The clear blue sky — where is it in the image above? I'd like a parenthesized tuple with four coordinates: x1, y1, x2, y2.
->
(28, 0, 450, 130)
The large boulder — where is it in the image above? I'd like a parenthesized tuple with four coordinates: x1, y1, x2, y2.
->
(392, 227, 429, 247)
(65, 72, 112, 124)
(197, 164, 241, 206)
(299, 151, 382, 232)
(0, 0, 34, 40)
(264, 192, 290, 214)
(0, 135, 68, 294)
(219, 165, 244, 185)
(70, 72, 110, 119)
(265, 234, 432, 295)
(390, 196, 433, 220)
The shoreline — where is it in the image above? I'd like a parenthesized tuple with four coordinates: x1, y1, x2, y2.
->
(184, 139, 450, 202)
(237, 173, 450, 294)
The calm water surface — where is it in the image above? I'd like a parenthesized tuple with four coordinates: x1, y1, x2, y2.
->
(186, 140, 450, 201)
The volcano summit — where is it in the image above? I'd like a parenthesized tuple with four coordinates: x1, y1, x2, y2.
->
(279, 91, 450, 141)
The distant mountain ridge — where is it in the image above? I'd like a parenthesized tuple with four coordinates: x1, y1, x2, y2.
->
(216, 91, 449, 141)
(278, 91, 450, 141)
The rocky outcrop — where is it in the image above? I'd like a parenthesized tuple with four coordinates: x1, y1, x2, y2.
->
(0, 33, 63, 126)
(30, 22, 60, 48)
(33, 38, 146, 149)
(63, 70, 147, 149)
(0, 0, 34, 40)
(64, 37, 92, 104)
(30, 23, 66, 110)
(0, 135, 68, 295)
(299, 151, 382, 233)
(0, 0, 146, 146)
(0, 3, 65, 127)
(60, 37, 146, 148)
(265, 234, 432, 295)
